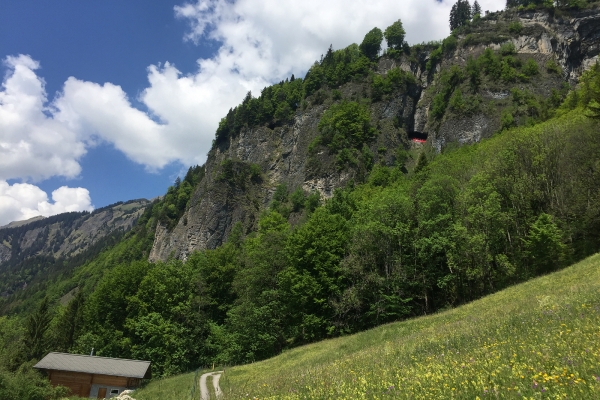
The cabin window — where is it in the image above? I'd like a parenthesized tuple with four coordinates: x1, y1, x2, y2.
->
(110, 389, 120, 394)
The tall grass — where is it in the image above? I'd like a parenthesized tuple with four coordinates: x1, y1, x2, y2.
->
(133, 371, 196, 400)
(218, 254, 600, 399)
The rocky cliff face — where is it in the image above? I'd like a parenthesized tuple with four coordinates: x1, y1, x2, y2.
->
(0, 199, 149, 268)
(425, 7, 600, 150)
(150, 6, 600, 262)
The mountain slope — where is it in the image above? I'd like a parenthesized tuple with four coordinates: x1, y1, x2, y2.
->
(0, 199, 149, 308)
(208, 252, 600, 399)
(149, 5, 600, 262)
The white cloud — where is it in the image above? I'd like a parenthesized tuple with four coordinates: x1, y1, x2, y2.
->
(0, 181, 94, 227)
(0, 55, 86, 182)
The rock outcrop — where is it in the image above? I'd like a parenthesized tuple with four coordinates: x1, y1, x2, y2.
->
(150, 6, 600, 262)
(0, 199, 149, 267)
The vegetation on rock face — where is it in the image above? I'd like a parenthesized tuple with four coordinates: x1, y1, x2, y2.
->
(154, 165, 204, 230)
(426, 42, 568, 132)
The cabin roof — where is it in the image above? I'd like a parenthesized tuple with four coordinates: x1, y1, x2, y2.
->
(34, 352, 151, 379)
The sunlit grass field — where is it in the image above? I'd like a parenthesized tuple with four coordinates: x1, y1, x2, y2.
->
(133, 370, 197, 400)
(216, 254, 600, 399)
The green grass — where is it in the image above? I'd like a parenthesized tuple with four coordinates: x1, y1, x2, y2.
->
(215, 254, 600, 399)
(133, 371, 196, 400)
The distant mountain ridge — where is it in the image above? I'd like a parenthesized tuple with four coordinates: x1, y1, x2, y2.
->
(0, 199, 150, 298)
(0, 216, 46, 230)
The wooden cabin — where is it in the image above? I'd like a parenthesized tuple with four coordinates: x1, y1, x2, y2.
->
(34, 352, 151, 398)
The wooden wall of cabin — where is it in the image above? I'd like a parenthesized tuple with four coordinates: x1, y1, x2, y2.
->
(48, 370, 93, 397)
(47, 370, 130, 397)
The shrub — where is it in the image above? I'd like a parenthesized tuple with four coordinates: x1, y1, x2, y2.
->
(523, 59, 539, 76)
(442, 35, 458, 54)
(290, 188, 306, 212)
(508, 21, 523, 34)
(500, 42, 516, 56)
(546, 59, 562, 74)
(426, 46, 443, 72)
(318, 101, 376, 153)
(501, 109, 515, 130)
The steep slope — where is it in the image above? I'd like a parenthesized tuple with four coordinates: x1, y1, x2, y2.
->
(150, 5, 600, 262)
(133, 253, 600, 399)
(0, 199, 150, 299)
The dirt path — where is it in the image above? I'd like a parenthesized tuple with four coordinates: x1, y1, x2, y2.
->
(200, 371, 224, 400)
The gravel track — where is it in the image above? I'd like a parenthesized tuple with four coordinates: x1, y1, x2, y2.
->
(200, 371, 224, 400)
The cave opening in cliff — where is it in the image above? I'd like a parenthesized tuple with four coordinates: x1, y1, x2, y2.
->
(409, 131, 428, 143)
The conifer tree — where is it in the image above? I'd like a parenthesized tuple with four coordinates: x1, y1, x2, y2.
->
(450, 0, 472, 31)
(23, 297, 52, 360)
(472, 0, 482, 16)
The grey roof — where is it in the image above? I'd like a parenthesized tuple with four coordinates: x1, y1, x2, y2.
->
(34, 352, 151, 379)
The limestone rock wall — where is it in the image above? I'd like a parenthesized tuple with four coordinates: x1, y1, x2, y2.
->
(149, 6, 600, 262)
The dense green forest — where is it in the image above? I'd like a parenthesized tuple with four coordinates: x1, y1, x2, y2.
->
(2, 2, 600, 398)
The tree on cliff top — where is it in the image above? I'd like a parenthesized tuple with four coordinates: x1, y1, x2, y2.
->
(384, 20, 406, 51)
(450, 0, 472, 31)
(360, 27, 383, 60)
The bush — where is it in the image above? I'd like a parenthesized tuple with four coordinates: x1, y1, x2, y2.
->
(317, 101, 376, 153)
(501, 109, 515, 130)
(546, 59, 562, 74)
(426, 47, 443, 72)
(508, 21, 523, 34)
(522, 59, 539, 76)
(442, 35, 458, 54)
(305, 192, 321, 212)
(500, 42, 516, 56)
(290, 189, 306, 212)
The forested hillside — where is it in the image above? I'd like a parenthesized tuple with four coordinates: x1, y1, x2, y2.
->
(1, 2, 600, 399)
(0, 199, 149, 314)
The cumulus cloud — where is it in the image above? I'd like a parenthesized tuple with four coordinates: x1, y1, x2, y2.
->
(0, 181, 93, 227)
(0, 55, 86, 182)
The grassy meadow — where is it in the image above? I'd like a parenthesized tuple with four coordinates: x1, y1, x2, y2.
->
(134, 370, 198, 400)
(211, 253, 600, 399)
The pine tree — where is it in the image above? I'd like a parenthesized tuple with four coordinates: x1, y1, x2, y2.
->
(23, 297, 53, 360)
(472, 0, 482, 16)
(450, 0, 472, 31)
(57, 292, 85, 352)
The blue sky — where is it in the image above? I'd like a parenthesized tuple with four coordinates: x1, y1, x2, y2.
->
(0, 0, 504, 226)
(1, 1, 210, 209)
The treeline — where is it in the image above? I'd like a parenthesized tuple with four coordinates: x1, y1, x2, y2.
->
(506, 0, 597, 10)
(215, 20, 408, 146)
(4, 65, 598, 384)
